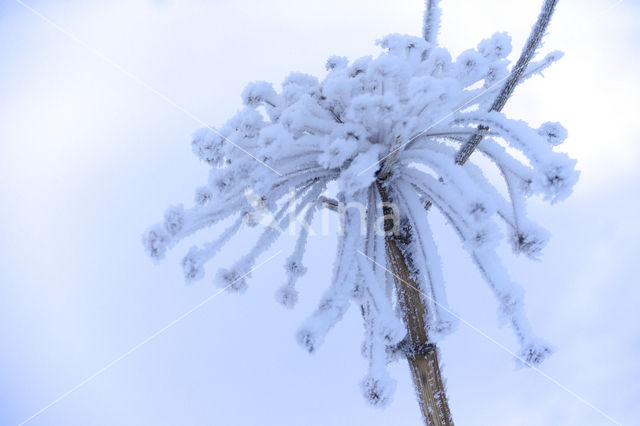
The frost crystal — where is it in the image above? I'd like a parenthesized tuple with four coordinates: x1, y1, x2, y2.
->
(143, 2, 576, 407)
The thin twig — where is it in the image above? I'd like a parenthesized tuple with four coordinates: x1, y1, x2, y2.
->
(319, 196, 339, 212)
(423, 0, 442, 46)
(455, 0, 559, 165)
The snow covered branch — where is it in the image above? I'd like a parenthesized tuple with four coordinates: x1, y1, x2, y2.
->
(422, 0, 441, 47)
(456, 0, 560, 165)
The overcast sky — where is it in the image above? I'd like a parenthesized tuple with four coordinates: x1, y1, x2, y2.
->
(1, 0, 639, 425)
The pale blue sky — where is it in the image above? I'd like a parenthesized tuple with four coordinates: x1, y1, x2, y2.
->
(1, 0, 638, 425)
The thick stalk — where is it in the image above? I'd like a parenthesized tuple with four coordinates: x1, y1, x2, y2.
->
(379, 183, 453, 426)
(387, 238, 453, 425)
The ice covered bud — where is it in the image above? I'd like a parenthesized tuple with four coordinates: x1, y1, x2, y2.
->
(142, 225, 170, 261)
(348, 56, 372, 78)
(360, 374, 396, 407)
(296, 327, 320, 354)
(468, 201, 491, 222)
(228, 107, 264, 139)
(163, 204, 185, 237)
(455, 49, 489, 86)
(181, 247, 204, 283)
(191, 128, 224, 166)
(283, 72, 319, 89)
(518, 340, 555, 367)
(478, 32, 512, 61)
(208, 165, 251, 199)
(424, 47, 452, 76)
(241, 81, 278, 108)
(537, 122, 568, 146)
(536, 155, 579, 203)
(194, 186, 213, 206)
(281, 72, 320, 105)
(215, 267, 248, 293)
(275, 284, 299, 308)
(378, 317, 406, 346)
(285, 259, 307, 278)
(511, 224, 550, 259)
(377, 33, 428, 61)
(325, 55, 348, 71)
(465, 222, 501, 251)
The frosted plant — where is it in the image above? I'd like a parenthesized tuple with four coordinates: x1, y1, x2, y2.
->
(143, 0, 575, 423)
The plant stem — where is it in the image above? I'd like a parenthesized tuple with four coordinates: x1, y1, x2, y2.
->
(378, 183, 453, 425)
(386, 237, 454, 425)
(455, 0, 559, 165)
(422, 0, 442, 47)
